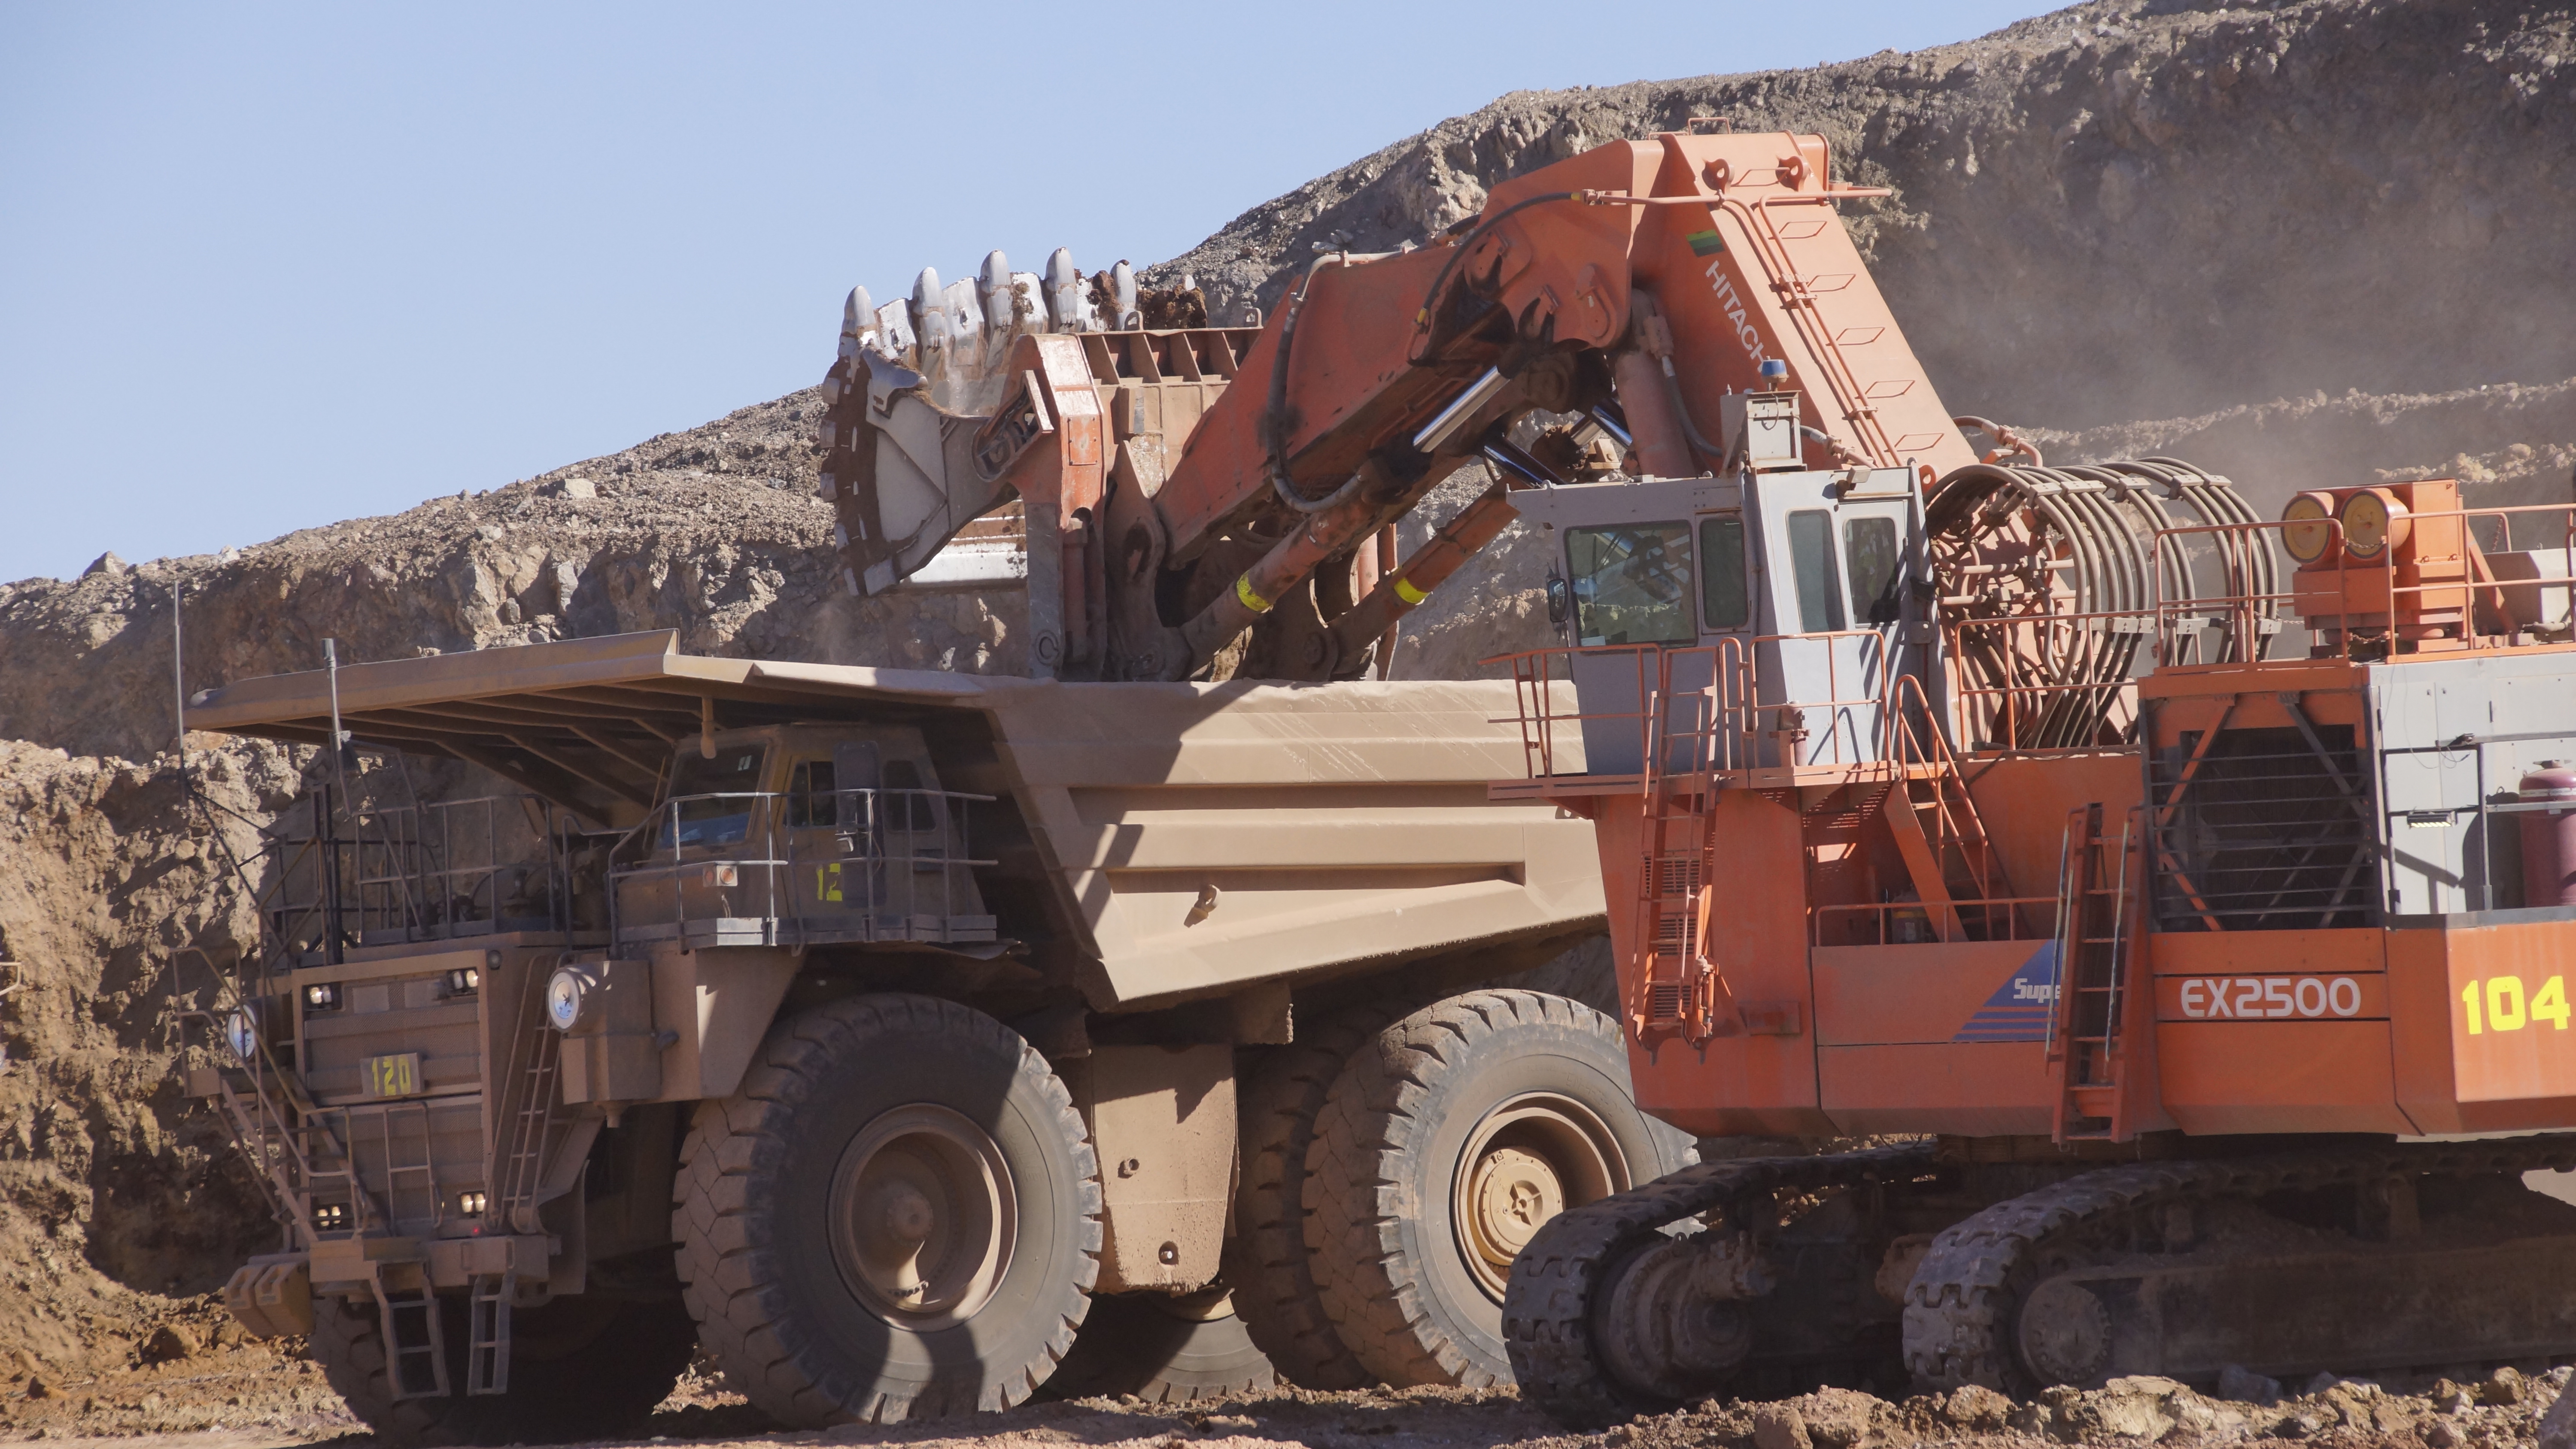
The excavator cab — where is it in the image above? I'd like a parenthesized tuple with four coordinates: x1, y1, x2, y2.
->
(1515, 401, 1939, 776)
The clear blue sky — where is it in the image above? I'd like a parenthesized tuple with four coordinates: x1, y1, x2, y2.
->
(0, 2, 2051, 585)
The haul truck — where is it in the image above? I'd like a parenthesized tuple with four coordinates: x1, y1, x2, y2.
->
(177, 630, 1692, 1442)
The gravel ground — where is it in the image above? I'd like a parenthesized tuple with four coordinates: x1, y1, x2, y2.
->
(3, 1344, 2570, 1449)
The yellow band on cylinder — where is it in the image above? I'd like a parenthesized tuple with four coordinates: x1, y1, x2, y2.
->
(1236, 573, 1274, 613)
(1394, 576, 1430, 606)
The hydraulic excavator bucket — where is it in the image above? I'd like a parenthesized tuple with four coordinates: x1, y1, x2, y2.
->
(824, 329, 1010, 596)
(817, 247, 1187, 599)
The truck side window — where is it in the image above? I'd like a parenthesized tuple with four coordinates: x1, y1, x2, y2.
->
(1843, 515, 1904, 625)
(1566, 523, 1695, 646)
(1786, 510, 1847, 634)
(1698, 515, 1751, 632)
(787, 760, 838, 828)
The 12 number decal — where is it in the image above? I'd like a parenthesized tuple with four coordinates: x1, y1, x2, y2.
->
(2461, 975, 2572, 1035)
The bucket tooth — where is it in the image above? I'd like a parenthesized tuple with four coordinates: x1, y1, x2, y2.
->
(941, 277, 984, 351)
(913, 267, 951, 369)
(873, 299, 916, 362)
(1111, 259, 1139, 329)
(1045, 247, 1091, 332)
(978, 250, 1014, 333)
(823, 286, 875, 408)
(1009, 271, 1043, 333)
(839, 286, 878, 355)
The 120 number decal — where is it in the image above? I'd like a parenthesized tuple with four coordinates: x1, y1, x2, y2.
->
(2460, 975, 2573, 1035)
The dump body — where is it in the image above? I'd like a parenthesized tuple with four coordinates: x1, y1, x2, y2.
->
(182, 628, 1604, 1008)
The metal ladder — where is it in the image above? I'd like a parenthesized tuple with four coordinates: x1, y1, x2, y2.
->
(1630, 662, 1739, 1042)
(365, 1100, 443, 1231)
(2050, 803, 2142, 1141)
(494, 965, 567, 1231)
(1884, 676, 2016, 939)
(466, 1273, 514, 1395)
(285, 1102, 396, 1237)
(368, 1268, 451, 1399)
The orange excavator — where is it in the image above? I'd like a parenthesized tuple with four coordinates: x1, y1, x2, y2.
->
(823, 123, 2576, 1415)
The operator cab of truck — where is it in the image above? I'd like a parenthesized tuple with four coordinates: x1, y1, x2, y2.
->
(1510, 389, 1937, 776)
(611, 723, 994, 951)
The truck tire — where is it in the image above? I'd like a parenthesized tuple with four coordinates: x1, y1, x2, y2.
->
(1042, 1291, 1276, 1402)
(308, 1288, 696, 1446)
(1303, 989, 1695, 1387)
(1224, 1000, 1402, 1389)
(674, 993, 1103, 1425)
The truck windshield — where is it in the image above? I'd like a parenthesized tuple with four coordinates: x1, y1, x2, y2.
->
(661, 746, 768, 849)
(1567, 523, 1695, 646)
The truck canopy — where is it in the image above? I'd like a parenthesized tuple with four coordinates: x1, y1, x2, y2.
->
(185, 631, 1605, 1006)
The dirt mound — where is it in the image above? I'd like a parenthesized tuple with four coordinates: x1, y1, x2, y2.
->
(0, 390, 1031, 765)
(1154, 0, 2576, 430)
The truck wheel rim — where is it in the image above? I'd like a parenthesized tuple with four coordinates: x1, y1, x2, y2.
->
(826, 1103, 1016, 1328)
(1452, 1092, 1628, 1300)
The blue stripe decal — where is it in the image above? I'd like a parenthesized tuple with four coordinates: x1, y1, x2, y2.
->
(1951, 941, 2060, 1043)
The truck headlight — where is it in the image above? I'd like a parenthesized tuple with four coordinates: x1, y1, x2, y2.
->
(222, 1004, 262, 1063)
(545, 965, 594, 1032)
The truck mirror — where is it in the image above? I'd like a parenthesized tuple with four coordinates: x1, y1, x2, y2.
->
(1546, 576, 1571, 626)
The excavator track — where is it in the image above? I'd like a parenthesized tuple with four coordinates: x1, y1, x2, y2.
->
(1504, 1143, 1941, 1428)
(1905, 1135, 2576, 1393)
(1513, 1137, 2576, 1428)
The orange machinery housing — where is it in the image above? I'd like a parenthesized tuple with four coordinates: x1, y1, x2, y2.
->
(1500, 470, 2576, 1148)
(1492, 415, 2576, 1415)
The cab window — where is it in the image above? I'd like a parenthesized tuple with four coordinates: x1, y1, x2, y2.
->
(1698, 515, 1751, 632)
(1785, 510, 1847, 634)
(1843, 515, 1904, 625)
(1567, 523, 1695, 646)
(662, 746, 767, 848)
(787, 759, 838, 828)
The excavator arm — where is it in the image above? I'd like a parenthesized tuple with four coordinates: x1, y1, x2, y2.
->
(816, 127, 1979, 683)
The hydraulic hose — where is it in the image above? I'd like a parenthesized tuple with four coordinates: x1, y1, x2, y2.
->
(1953, 415, 2043, 468)
(1267, 249, 1400, 513)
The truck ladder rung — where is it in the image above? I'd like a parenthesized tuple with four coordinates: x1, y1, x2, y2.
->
(370, 1273, 450, 1399)
(466, 1273, 513, 1395)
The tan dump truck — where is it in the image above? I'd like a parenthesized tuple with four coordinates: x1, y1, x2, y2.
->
(178, 627, 1690, 1441)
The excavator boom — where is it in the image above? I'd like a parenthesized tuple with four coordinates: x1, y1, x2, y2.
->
(815, 128, 1986, 686)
